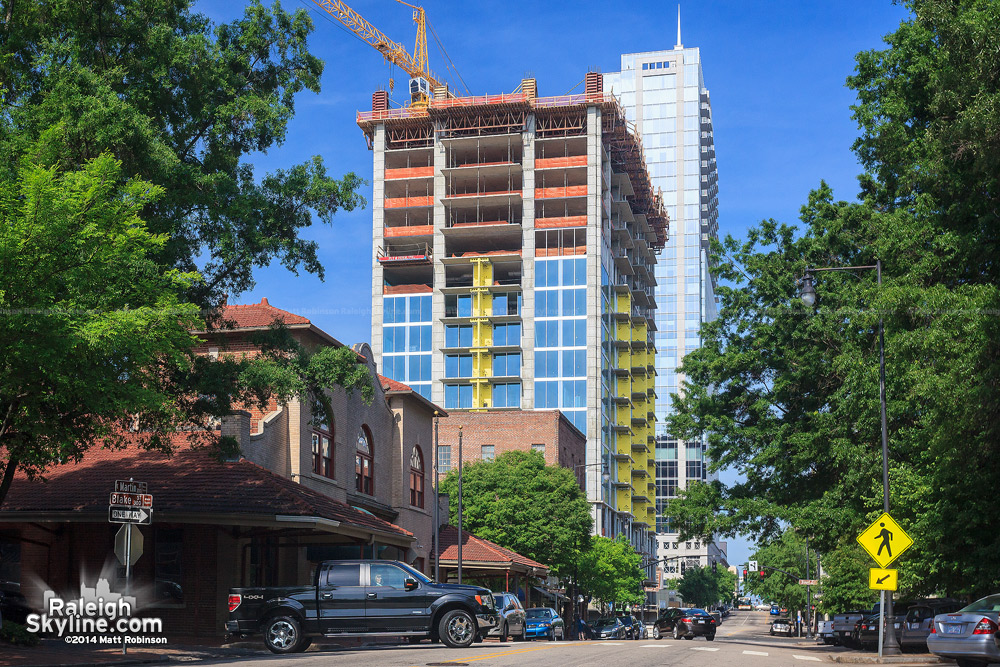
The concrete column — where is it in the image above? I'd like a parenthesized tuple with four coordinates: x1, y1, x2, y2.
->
(371, 124, 387, 368)
(586, 105, 603, 510)
(520, 113, 536, 409)
(432, 123, 448, 407)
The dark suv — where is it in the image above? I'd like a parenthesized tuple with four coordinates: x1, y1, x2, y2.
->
(226, 560, 497, 652)
(652, 607, 717, 641)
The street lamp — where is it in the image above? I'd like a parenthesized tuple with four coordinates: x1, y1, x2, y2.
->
(798, 259, 900, 657)
(433, 411, 440, 583)
(574, 461, 611, 484)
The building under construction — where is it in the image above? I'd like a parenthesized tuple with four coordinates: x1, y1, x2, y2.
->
(360, 73, 668, 562)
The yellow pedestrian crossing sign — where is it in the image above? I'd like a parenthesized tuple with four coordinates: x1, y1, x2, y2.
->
(857, 512, 912, 568)
(869, 568, 898, 591)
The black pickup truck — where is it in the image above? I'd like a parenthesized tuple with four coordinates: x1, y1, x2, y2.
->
(225, 559, 497, 652)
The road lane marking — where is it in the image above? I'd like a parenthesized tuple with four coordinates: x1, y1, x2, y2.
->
(743, 650, 769, 656)
(793, 655, 822, 661)
(440, 645, 560, 662)
(593, 642, 624, 645)
(691, 647, 720, 651)
(641, 644, 672, 647)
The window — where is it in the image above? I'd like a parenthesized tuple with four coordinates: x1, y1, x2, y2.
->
(326, 563, 361, 587)
(445, 294, 472, 318)
(370, 562, 408, 588)
(493, 382, 521, 408)
(446, 325, 473, 347)
(493, 352, 520, 377)
(356, 426, 374, 495)
(481, 445, 495, 462)
(438, 445, 452, 472)
(409, 446, 425, 508)
(445, 384, 473, 409)
(445, 354, 473, 378)
(532, 443, 545, 455)
(154, 528, 183, 604)
(312, 419, 334, 478)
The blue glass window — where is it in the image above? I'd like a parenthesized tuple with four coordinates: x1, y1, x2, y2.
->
(535, 321, 559, 348)
(562, 380, 587, 408)
(535, 350, 558, 378)
(444, 384, 473, 409)
(534, 380, 558, 408)
(493, 323, 520, 346)
(385, 355, 405, 381)
(566, 410, 585, 433)
(414, 384, 431, 400)
(493, 383, 521, 408)
(384, 297, 404, 324)
(445, 354, 473, 378)
(409, 355, 431, 382)
(562, 319, 586, 347)
(384, 326, 404, 353)
(561, 289, 586, 316)
(458, 295, 472, 317)
(409, 295, 431, 322)
(562, 349, 586, 377)
(494, 353, 521, 377)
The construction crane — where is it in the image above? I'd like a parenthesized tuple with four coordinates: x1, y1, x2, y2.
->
(309, 0, 449, 106)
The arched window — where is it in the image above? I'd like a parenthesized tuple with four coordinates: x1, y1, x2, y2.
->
(312, 417, 334, 479)
(355, 426, 374, 495)
(409, 446, 424, 508)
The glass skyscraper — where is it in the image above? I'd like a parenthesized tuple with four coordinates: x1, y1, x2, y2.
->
(606, 42, 725, 579)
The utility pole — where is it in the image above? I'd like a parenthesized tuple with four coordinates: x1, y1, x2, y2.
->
(457, 426, 463, 584)
(433, 412, 440, 582)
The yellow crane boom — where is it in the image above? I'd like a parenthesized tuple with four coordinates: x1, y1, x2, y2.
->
(309, 0, 443, 103)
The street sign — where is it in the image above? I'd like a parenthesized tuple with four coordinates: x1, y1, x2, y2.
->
(748, 560, 758, 572)
(114, 524, 144, 566)
(857, 512, 913, 568)
(109, 506, 152, 525)
(109, 492, 152, 508)
(869, 568, 898, 591)
(115, 480, 147, 494)
(798, 579, 819, 586)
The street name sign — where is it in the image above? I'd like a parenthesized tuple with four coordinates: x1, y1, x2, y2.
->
(869, 568, 898, 591)
(109, 492, 152, 508)
(109, 506, 152, 525)
(115, 480, 147, 494)
(857, 512, 912, 568)
(798, 579, 819, 586)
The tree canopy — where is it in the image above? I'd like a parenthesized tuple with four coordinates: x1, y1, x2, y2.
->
(676, 565, 736, 609)
(439, 451, 592, 579)
(576, 535, 646, 611)
(665, 0, 1000, 602)
(0, 0, 366, 505)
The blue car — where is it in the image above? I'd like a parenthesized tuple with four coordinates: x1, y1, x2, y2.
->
(770, 604, 781, 615)
(524, 607, 566, 640)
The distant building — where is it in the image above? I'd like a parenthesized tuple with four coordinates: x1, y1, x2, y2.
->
(605, 27, 725, 578)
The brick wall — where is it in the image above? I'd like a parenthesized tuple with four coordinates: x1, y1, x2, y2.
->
(435, 410, 585, 488)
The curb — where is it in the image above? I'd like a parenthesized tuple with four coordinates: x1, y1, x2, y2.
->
(830, 656, 951, 664)
(11, 657, 170, 667)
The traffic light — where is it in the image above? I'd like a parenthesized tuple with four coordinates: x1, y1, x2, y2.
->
(759, 569, 765, 579)
(681, 560, 686, 573)
(743, 568, 748, 579)
(712, 561, 718, 573)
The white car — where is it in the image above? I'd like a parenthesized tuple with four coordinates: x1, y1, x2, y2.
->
(756, 603, 771, 611)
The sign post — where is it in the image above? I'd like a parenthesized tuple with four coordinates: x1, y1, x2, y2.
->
(857, 513, 913, 660)
(109, 480, 151, 655)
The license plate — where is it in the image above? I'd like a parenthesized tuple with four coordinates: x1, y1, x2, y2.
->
(909, 623, 920, 630)
(945, 624, 963, 634)
(696, 620, 704, 624)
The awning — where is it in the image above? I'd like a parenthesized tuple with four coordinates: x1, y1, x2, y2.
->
(533, 585, 567, 601)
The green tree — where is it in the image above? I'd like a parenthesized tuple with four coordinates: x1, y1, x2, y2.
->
(576, 535, 645, 612)
(743, 531, 820, 612)
(439, 451, 592, 578)
(676, 565, 736, 608)
(0, 0, 367, 504)
(664, 0, 1000, 601)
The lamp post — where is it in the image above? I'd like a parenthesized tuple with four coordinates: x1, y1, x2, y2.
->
(799, 259, 900, 656)
(457, 425, 463, 585)
(569, 462, 610, 632)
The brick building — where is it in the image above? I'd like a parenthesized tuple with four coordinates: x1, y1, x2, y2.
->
(0, 298, 446, 639)
(434, 410, 587, 488)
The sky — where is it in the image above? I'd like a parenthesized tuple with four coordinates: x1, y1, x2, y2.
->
(195, 0, 912, 567)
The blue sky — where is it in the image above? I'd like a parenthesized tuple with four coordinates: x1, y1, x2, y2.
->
(195, 0, 911, 566)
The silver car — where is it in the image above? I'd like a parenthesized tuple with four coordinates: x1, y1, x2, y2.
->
(927, 594, 1000, 667)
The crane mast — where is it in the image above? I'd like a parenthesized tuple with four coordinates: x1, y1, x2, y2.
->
(309, 0, 444, 105)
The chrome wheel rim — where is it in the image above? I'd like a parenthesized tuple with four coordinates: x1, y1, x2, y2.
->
(267, 620, 296, 650)
(447, 614, 474, 644)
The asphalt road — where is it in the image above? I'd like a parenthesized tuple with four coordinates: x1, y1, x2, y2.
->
(208, 612, 848, 667)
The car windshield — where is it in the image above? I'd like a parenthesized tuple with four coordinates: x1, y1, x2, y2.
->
(595, 618, 618, 626)
(959, 595, 1000, 613)
(526, 609, 552, 618)
(686, 608, 708, 615)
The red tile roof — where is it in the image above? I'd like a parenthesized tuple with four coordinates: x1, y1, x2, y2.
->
(436, 525, 547, 573)
(1, 435, 411, 540)
(219, 297, 310, 328)
(379, 374, 413, 393)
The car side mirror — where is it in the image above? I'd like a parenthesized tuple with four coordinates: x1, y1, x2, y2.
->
(403, 578, 418, 591)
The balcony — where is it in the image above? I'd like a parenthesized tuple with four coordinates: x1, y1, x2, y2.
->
(377, 243, 432, 266)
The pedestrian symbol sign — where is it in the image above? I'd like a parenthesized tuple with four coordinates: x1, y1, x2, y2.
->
(869, 568, 898, 591)
(857, 512, 912, 568)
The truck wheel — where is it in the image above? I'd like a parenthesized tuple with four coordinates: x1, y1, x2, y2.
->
(263, 615, 305, 654)
(439, 609, 476, 649)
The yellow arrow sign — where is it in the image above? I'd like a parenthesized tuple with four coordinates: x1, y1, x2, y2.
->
(857, 512, 913, 568)
(869, 568, 898, 591)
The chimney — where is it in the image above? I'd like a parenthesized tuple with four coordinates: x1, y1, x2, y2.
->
(372, 90, 389, 113)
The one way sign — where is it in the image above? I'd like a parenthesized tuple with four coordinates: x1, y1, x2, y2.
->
(109, 506, 152, 525)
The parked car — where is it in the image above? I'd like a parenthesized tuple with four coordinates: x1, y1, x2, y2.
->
(617, 615, 644, 640)
(226, 559, 497, 652)
(771, 617, 794, 637)
(853, 602, 915, 651)
(710, 610, 723, 626)
(927, 593, 1000, 667)
(488, 592, 527, 642)
(755, 602, 771, 611)
(817, 619, 836, 645)
(770, 603, 781, 615)
(833, 610, 870, 648)
(592, 616, 626, 639)
(900, 600, 963, 653)
(652, 607, 717, 641)
(524, 607, 565, 641)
